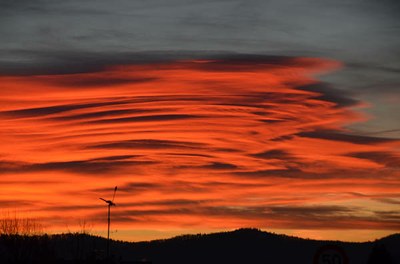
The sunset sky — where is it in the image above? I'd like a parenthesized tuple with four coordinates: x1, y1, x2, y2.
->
(0, 0, 399, 242)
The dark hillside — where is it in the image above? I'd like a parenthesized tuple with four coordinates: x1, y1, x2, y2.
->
(0, 228, 399, 264)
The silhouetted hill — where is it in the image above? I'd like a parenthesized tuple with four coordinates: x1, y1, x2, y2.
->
(1, 228, 399, 264)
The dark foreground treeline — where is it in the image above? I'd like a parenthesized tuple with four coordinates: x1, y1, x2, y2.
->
(0, 228, 399, 264)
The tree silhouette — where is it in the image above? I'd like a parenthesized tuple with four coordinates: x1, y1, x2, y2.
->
(367, 243, 394, 264)
(0, 212, 43, 236)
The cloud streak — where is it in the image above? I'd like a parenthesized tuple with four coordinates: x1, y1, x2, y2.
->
(0, 57, 399, 241)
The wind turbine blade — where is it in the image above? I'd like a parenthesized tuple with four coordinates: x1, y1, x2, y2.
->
(112, 186, 118, 202)
(99, 198, 107, 203)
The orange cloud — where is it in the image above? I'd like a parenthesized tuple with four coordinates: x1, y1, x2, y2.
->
(0, 57, 399, 241)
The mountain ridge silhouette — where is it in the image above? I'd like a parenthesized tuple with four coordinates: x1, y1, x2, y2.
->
(1, 228, 399, 263)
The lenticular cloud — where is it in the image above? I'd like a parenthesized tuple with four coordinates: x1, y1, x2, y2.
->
(0, 57, 399, 234)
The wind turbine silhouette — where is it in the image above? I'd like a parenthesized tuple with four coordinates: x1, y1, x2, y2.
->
(100, 186, 117, 261)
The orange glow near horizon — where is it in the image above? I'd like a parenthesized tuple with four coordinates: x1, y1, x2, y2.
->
(0, 57, 399, 242)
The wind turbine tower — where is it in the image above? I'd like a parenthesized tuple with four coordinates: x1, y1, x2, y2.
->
(100, 186, 118, 261)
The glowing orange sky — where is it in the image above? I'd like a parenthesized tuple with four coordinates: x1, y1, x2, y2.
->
(0, 57, 399, 241)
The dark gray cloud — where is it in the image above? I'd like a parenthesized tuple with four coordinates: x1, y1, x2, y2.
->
(374, 211, 400, 221)
(113, 208, 194, 217)
(0, 155, 155, 175)
(234, 168, 313, 179)
(48, 76, 156, 88)
(120, 199, 209, 208)
(177, 162, 239, 171)
(201, 162, 239, 170)
(271, 135, 295, 142)
(296, 83, 359, 107)
(234, 167, 386, 180)
(88, 139, 207, 150)
(251, 149, 294, 160)
(0, 50, 296, 76)
(85, 114, 202, 125)
(164, 153, 214, 158)
(297, 130, 396, 144)
(0, 0, 399, 75)
(50, 109, 158, 121)
(112, 180, 275, 195)
(0, 100, 133, 118)
(184, 55, 298, 72)
(0, 50, 232, 76)
(92, 182, 162, 194)
(347, 151, 400, 168)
